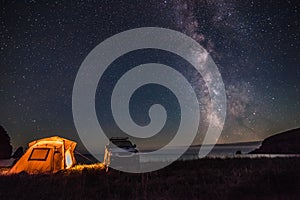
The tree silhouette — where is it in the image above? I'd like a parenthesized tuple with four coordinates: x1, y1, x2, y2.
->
(0, 125, 12, 159)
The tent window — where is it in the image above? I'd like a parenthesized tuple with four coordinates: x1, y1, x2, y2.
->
(28, 148, 50, 161)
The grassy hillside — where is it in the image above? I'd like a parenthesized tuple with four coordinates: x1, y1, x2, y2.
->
(251, 128, 300, 154)
(1, 157, 300, 200)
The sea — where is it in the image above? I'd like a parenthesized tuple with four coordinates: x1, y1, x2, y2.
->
(75, 141, 283, 164)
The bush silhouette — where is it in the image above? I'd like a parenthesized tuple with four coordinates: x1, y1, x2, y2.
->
(12, 146, 23, 159)
(0, 125, 12, 159)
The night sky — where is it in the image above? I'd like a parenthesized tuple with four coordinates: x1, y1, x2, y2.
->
(1, 0, 299, 151)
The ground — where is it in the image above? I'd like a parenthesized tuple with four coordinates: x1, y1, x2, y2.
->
(0, 157, 300, 200)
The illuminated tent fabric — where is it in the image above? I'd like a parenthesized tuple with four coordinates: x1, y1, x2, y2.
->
(9, 136, 77, 174)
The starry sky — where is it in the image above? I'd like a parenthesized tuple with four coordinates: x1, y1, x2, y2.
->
(1, 0, 299, 151)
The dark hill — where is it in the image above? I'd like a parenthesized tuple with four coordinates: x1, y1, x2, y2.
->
(251, 128, 300, 154)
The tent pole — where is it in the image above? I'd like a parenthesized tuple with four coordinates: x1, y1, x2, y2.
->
(62, 140, 65, 169)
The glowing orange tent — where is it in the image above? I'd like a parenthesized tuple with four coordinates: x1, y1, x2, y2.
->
(9, 136, 77, 174)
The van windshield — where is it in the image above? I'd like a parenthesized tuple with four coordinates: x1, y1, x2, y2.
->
(111, 140, 134, 148)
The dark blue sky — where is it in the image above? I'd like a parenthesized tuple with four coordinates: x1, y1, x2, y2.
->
(1, 0, 299, 151)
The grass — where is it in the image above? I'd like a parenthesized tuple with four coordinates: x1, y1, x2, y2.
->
(0, 157, 300, 200)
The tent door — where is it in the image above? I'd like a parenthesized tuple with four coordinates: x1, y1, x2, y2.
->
(53, 148, 63, 172)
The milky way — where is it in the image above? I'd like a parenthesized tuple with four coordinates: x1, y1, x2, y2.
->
(0, 0, 299, 150)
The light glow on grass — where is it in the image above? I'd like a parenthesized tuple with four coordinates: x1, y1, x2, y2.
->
(0, 168, 10, 176)
(66, 163, 106, 172)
